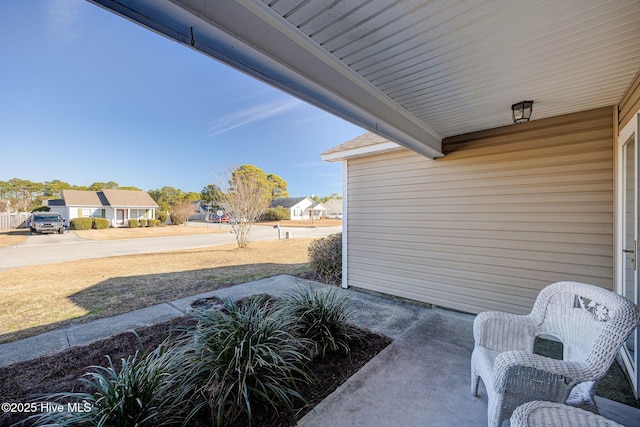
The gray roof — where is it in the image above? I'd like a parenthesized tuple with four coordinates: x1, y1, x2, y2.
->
(269, 197, 308, 209)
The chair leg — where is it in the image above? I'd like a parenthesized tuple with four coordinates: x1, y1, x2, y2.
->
(471, 373, 480, 396)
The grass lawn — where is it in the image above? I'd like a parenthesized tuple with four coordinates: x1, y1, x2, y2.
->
(73, 224, 229, 240)
(0, 229, 28, 247)
(0, 238, 314, 344)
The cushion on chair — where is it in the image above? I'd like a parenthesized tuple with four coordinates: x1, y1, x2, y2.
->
(510, 401, 624, 427)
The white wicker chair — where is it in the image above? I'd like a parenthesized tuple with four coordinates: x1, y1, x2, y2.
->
(510, 401, 624, 427)
(470, 281, 640, 427)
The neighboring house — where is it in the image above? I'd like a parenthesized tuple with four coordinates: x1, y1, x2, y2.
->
(323, 198, 342, 217)
(48, 189, 159, 227)
(84, 0, 640, 396)
(270, 197, 328, 220)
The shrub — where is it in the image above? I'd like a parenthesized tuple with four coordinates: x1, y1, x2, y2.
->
(180, 296, 312, 426)
(70, 217, 93, 230)
(170, 200, 197, 225)
(128, 219, 139, 228)
(156, 210, 168, 223)
(279, 287, 359, 358)
(308, 233, 342, 285)
(31, 205, 50, 212)
(29, 344, 188, 427)
(93, 218, 109, 229)
(139, 218, 148, 227)
(262, 206, 290, 221)
(148, 219, 157, 227)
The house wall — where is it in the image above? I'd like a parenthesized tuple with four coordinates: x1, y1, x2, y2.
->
(289, 208, 301, 220)
(62, 206, 114, 227)
(324, 199, 343, 215)
(289, 205, 306, 220)
(345, 107, 614, 314)
(56, 207, 82, 227)
(620, 69, 640, 130)
(289, 199, 313, 220)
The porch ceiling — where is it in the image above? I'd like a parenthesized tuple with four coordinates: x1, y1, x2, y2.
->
(89, 0, 640, 157)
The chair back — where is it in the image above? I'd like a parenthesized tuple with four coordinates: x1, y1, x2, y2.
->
(530, 281, 640, 378)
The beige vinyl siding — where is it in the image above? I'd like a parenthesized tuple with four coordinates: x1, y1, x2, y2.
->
(620, 69, 640, 129)
(346, 107, 614, 314)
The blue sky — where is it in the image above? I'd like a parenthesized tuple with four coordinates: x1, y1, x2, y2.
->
(0, 0, 364, 197)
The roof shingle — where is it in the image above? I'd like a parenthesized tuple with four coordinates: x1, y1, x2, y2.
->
(102, 189, 158, 208)
(60, 189, 158, 208)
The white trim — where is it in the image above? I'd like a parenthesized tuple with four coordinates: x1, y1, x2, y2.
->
(617, 113, 637, 297)
(341, 160, 348, 289)
(322, 141, 405, 162)
(616, 108, 640, 398)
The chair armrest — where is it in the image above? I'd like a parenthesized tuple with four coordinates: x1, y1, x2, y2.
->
(493, 351, 590, 401)
(473, 311, 538, 352)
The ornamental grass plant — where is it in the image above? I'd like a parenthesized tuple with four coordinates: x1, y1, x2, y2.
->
(28, 342, 189, 427)
(279, 286, 361, 358)
(176, 295, 314, 427)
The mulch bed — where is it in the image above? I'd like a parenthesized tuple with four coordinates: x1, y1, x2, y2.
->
(0, 316, 390, 427)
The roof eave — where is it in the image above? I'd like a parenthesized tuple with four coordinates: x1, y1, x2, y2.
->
(322, 141, 407, 162)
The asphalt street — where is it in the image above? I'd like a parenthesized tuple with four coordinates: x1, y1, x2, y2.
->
(0, 223, 342, 270)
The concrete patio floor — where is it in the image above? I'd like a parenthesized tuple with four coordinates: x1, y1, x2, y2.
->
(1, 275, 638, 426)
(300, 287, 640, 427)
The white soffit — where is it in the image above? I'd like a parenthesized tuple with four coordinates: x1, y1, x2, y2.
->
(261, 0, 640, 137)
(88, 0, 640, 152)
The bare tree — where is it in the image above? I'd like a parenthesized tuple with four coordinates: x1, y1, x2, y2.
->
(210, 165, 272, 248)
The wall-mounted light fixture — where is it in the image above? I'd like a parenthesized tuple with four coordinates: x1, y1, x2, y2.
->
(511, 100, 534, 124)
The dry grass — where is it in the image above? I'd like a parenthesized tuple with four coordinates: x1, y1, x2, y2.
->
(73, 224, 228, 240)
(0, 230, 28, 247)
(0, 238, 314, 344)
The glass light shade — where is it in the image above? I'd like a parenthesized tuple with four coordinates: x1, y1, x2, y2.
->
(511, 100, 534, 124)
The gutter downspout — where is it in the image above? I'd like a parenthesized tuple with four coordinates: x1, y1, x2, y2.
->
(341, 160, 348, 289)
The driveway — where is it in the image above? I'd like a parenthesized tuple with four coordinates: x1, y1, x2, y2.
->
(0, 225, 342, 270)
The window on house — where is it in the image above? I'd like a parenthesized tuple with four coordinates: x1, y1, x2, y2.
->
(129, 209, 149, 219)
(79, 208, 104, 218)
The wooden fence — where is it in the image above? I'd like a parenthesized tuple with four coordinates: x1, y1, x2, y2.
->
(0, 212, 31, 230)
